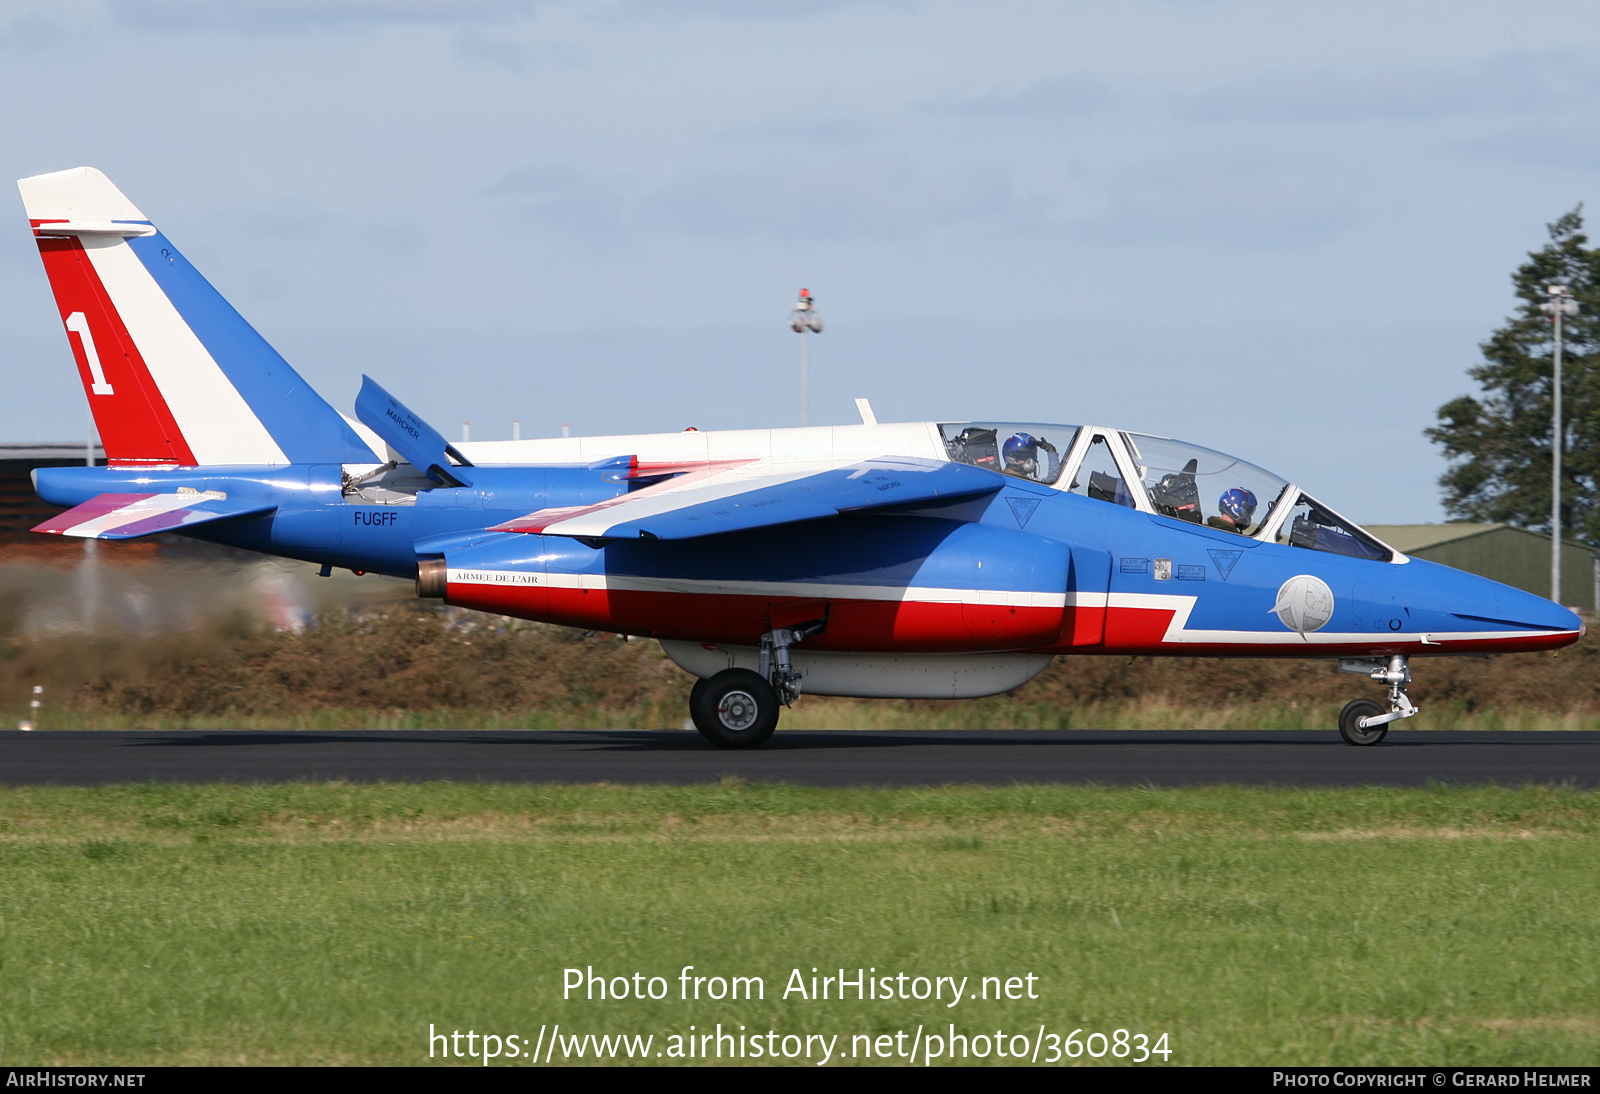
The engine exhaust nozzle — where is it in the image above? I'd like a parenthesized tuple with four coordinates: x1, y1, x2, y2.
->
(415, 558, 447, 599)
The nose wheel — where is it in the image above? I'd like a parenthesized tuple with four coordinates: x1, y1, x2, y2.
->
(1336, 655, 1418, 746)
(1338, 698, 1388, 746)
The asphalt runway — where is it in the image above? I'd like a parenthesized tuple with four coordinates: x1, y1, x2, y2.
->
(1, 729, 1599, 787)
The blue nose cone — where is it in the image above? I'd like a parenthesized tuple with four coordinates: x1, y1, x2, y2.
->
(1403, 556, 1583, 649)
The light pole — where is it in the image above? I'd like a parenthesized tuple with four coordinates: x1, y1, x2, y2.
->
(789, 288, 823, 426)
(1540, 284, 1579, 602)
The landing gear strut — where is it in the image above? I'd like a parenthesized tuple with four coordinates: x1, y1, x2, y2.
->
(689, 621, 825, 750)
(1336, 655, 1418, 746)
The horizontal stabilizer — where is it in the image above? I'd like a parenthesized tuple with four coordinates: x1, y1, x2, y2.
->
(33, 491, 276, 540)
(354, 375, 472, 487)
(492, 455, 1003, 540)
(32, 220, 156, 237)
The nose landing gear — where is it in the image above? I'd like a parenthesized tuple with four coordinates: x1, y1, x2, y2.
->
(1336, 655, 1418, 745)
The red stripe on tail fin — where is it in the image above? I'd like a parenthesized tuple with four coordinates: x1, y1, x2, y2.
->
(35, 234, 196, 466)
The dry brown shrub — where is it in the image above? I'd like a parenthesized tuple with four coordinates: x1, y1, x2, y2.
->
(0, 605, 689, 717)
(0, 603, 1593, 719)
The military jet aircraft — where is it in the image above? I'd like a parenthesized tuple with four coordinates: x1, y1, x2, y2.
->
(18, 167, 1584, 748)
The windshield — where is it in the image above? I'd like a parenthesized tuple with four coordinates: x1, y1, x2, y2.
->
(1122, 433, 1291, 537)
(940, 422, 1078, 485)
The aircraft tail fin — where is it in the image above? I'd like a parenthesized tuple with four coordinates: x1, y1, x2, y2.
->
(17, 167, 377, 468)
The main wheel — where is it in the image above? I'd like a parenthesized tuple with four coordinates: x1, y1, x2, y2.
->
(690, 669, 779, 749)
(1338, 697, 1388, 746)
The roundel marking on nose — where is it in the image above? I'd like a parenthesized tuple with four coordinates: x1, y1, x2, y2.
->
(1274, 574, 1335, 633)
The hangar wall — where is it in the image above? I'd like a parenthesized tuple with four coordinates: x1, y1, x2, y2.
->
(1364, 523, 1599, 611)
(0, 442, 239, 560)
(0, 443, 99, 546)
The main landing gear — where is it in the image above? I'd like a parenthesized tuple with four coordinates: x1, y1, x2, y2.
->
(689, 621, 825, 749)
(1336, 655, 1418, 746)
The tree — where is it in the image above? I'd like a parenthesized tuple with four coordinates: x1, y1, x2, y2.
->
(1427, 206, 1600, 545)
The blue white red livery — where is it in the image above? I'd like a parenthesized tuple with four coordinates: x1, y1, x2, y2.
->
(17, 167, 1584, 747)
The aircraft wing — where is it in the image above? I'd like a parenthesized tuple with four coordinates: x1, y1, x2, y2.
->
(32, 491, 276, 540)
(491, 455, 1004, 540)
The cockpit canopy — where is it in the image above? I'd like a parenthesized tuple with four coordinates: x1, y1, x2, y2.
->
(940, 423, 1073, 485)
(939, 422, 1394, 562)
(1123, 432, 1288, 534)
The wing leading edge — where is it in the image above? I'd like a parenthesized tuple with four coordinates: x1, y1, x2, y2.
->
(491, 456, 1005, 540)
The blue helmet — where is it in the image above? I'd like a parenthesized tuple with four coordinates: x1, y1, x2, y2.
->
(1219, 487, 1258, 525)
(1002, 432, 1037, 465)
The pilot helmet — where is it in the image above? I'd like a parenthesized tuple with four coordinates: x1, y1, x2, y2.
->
(1220, 487, 1258, 525)
(1002, 432, 1037, 468)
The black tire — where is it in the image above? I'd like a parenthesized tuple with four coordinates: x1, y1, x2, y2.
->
(690, 669, 779, 749)
(688, 676, 707, 721)
(1339, 697, 1388, 746)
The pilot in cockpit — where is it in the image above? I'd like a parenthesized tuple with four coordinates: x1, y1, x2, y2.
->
(1002, 432, 1058, 481)
(1206, 488, 1258, 535)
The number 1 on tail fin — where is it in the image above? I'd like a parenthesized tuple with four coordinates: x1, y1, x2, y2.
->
(63, 312, 114, 395)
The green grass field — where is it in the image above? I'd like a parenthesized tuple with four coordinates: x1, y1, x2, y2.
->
(1, 782, 1597, 1066)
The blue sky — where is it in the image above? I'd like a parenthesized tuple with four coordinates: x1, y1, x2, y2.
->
(1, 0, 1596, 522)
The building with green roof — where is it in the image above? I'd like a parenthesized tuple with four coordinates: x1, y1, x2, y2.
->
(1362, 523, 1598, 610)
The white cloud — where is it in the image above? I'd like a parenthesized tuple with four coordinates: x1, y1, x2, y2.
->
(107, 0, 890, 34)
(0, 11, 77, 50)
(604, 0, 901, 20)
(108, 0, 548, 33)
(1075, 146, 1358, 248)
(714, 119, 880, 150)
(497, 157, 1053, 244)
(236, 200, 334, 242)
(491, 166, 602, 199)
(926, 76, 1117, 120)
(1456, 119, 1600, 170)
(454, 26, 542, 70)
(1178, 50, 1600, 124)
